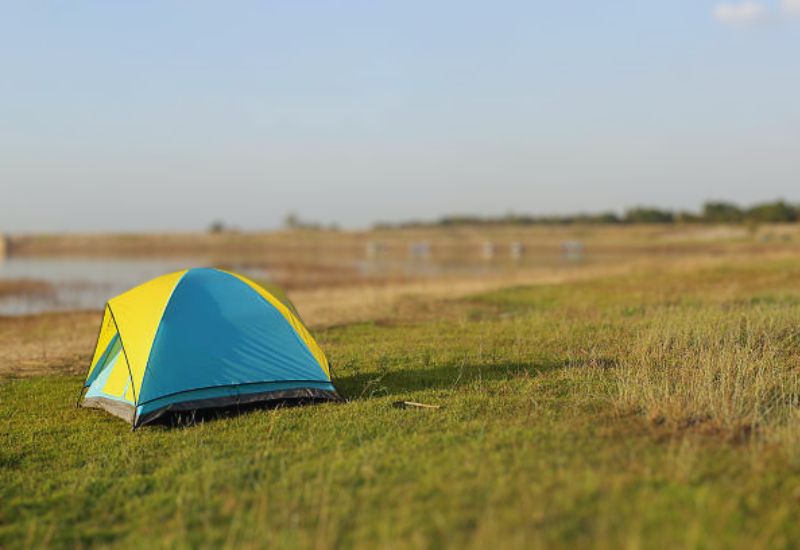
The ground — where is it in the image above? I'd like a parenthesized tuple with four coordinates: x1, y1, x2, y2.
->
(3, 231, 800, 548)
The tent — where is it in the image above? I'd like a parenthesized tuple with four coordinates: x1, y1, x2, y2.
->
(78, 268, 338, 428)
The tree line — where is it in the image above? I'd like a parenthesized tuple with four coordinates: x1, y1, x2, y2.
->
(374, 200, 800, 229)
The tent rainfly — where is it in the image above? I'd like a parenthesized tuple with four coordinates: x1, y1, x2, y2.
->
(78, 268, 338, 428)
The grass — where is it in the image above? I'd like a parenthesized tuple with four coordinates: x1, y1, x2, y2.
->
(4, 256, 800, 547)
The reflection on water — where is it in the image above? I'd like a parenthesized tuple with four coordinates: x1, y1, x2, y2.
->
(0, 258, 209, 315)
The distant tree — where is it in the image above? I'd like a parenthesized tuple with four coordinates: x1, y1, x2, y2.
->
(284, 212, 301, 230)
(746, 200, 798, 223)
(624, 207, 675, 224)
(369, 199, 800, 229)
(676, 211, 701, 223)
(590, 212, 622, 224)
(702, 202, 743, 223)
(440, 215, 484, 226)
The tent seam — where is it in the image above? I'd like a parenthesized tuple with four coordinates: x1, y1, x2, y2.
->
(134, 268, 191, 416)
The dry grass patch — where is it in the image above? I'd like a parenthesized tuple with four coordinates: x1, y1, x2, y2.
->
(614, 307, 800, 441)
(0, 311, 100, 379)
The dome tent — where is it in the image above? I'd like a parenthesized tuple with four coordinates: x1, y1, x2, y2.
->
(78, 268, 338, 428)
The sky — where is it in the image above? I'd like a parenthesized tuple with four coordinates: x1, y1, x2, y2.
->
(1, 1, 799, 232)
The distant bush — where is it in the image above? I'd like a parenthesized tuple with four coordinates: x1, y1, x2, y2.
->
(623, 207, 675, 224)
(284, 212, 323, 231)
(208, 220, 227, 234)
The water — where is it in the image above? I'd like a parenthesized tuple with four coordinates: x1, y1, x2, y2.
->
(0, 248, 594, 316)
(0, 257, 210, 315)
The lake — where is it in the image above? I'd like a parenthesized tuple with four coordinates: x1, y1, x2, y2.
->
(0, 246, 591, 315)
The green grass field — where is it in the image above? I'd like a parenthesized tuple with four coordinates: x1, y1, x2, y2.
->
(4, 257, 800, 548)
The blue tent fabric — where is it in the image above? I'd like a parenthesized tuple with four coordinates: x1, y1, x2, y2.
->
(140, 269, 330, 403)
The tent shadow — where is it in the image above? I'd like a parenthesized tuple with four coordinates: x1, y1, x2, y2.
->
(144, 397, 336, 429)
(143, 356, 595, 429)
(332, 356, 573, 401)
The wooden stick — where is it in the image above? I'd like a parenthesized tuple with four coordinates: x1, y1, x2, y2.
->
(393, 401, 441, 410)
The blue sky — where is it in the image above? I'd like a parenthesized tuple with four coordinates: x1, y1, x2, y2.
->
(1, 1, 798, 231)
